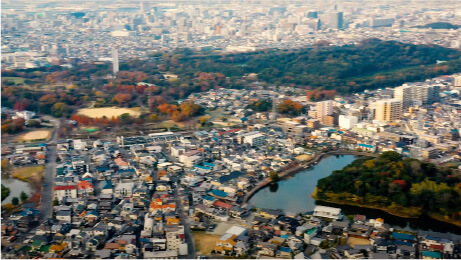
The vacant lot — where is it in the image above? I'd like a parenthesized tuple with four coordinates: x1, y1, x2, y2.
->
(16, 130, 52, 142)
(12, 166, 45, 183)
(78, 107, 141, 118)
(347, 237, 371, 247)
(192, 231, 221, 255)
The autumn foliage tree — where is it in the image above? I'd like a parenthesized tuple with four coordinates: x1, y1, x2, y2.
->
(179, 101, 202, 117)
(277, 99, 303, 116)
(157, 101, 204, 122)
(112, 94, 132, 104)
(306, 89, 337, 101)
(1, 118, 25, 134)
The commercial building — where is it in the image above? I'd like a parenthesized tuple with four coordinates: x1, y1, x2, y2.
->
(338, 115, 358, 130)
(243, 133, 266, 146)
(324, 12, 343, 29)
(313, 206, 342, 220)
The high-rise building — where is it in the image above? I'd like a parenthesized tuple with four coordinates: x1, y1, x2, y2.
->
(374, 99, 402, 122)
(394, 84, 440, 109)
(140, 0, 150, 13)
(315, 100, 333, 121)
(414, 85, 440, 105)
(324, 12, 343, 29)
(454, 76, 461, 87)
(394, 85, 413, 110)
(112, 48, 119, 75)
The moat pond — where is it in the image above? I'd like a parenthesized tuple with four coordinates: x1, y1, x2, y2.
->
(1, 173, 33, 205)
(249, 154, 461, 235)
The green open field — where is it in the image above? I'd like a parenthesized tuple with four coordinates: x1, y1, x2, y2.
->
(3, 77, 25, 84)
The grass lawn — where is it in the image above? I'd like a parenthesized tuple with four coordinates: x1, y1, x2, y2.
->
(12, 166, 45, 183)
(2, 77, 25, 85)
(192, 231, 221, 255)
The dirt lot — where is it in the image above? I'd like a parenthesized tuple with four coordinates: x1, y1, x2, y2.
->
(192, 231, 221, 255)
(77, 107, 141, 118)
(347, 237, 371, 247)
(16, 130, 52, 142)
(12, 166, 45, 183)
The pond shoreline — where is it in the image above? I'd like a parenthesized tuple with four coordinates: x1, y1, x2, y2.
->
(242, 150, 377, 205)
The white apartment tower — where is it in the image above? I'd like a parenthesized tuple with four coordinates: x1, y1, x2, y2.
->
(374, 99, 402, 122)
(112, 48, 119, 75)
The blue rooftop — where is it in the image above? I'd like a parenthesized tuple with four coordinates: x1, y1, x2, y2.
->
(358, 143, 374, 148)
(203, 196, 216, 201)
(119, 168, 136, 173)
(102, 180, 113, 189)
(280, 247, 292, 253)
(203, 162, 215, 167)
(86, 210, 99, 216)
(426, 236, 442, 242)
(395, 240, 414, 246)
(210, 189, 228, 198)
(194, 165, 211, 170)
(392, 232, 415, 241)
(422, 251, 441, 258)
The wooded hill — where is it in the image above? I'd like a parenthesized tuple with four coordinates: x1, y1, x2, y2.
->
(313, 152, 461, 224)
(170, 39, 461, 93)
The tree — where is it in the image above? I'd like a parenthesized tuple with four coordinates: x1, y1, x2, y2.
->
(149, 114, 159, 122)
(269, 172, 280, 183)
(11, 197, 19, 205)
(52, 102, 70, 117)
(53, 199, 60, 206)
(1, 159, 11, 174)
(319, 240, 330, 249)
(26, 119, 41, 127)
(1, 185, 10, 202)
(119, 113, 132, 124)
(20, 191, 28, 202)
(277, 99, 303, 115)
(112, 93, 132, 104)
(379, 151, 402, 162)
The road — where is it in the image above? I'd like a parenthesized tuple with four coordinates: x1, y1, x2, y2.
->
(2, 117, 60, 254)
(39, 116, 60, 222)
(173, 181, 196, 259)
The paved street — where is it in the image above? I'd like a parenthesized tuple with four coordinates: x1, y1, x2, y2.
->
(173, 182, 196, 259)
(39, 116, 60, 222)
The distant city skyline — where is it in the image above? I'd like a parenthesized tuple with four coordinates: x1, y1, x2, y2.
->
(2, 0, 461, 69)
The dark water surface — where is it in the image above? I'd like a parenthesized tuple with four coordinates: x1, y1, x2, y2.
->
(249, 155, 461, 235)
